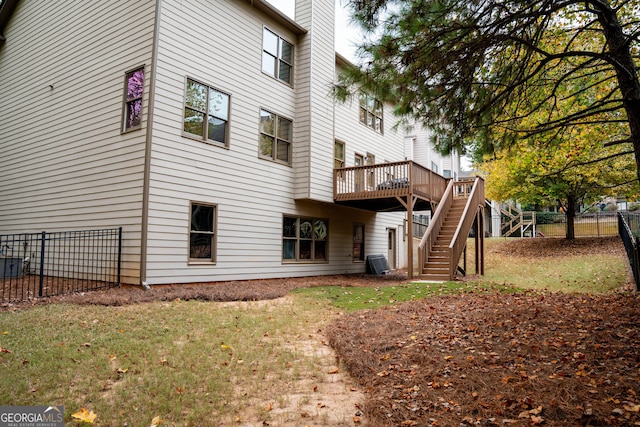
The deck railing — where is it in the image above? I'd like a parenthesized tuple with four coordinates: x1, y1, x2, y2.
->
(334, 160, 448, 203)
(449, 177, 485, 278)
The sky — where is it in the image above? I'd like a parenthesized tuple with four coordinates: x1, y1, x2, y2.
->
(265, 0, 363, 62)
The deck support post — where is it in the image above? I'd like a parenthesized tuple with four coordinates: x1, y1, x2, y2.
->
(396, 195, 418, 280)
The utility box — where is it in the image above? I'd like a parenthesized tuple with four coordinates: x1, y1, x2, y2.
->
(366, 254, 390, 275)
(0, 257, 23, 278)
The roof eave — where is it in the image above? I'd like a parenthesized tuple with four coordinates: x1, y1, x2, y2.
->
(245, 0, 307, 35)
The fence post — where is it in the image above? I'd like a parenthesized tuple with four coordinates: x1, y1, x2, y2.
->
(39, 231, 45, 297)
(117, 227, 122, 285)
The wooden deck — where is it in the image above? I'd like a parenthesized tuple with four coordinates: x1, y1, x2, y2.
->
(333, 160, 448, 212)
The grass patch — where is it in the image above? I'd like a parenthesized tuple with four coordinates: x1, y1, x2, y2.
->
(0, 297, 342, 426)
(292, 281, 519, 311)
(464, 237, 629, 293)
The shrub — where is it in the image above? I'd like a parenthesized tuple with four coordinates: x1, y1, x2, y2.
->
(535, 211, 562, 225)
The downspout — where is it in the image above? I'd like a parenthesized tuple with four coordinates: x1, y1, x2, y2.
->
(140, 0, 162, 289)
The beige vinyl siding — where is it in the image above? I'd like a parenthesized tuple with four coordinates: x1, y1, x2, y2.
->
(333, 64, 408, 269)
(142, 0, 398, 283)
(145, 0, 300, 283)
(0, 0, 156, 284)
(293, 0, 336, 202)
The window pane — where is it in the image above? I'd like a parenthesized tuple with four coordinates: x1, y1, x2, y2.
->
(184, 108, 205, 136)
(262, 52, 277, 76)
(280, 40, 293, 63)
(263, 28, 279, 55)
(276, 140, 289, 162)
(208, 117, 227, 143)
(335, 142, 344, 160)
(299, 240, 311, 259)
(259, 134, 274, 157)
(359, 93, 367, 108)
(314, 241, 326, 260)
(126, 99, 142, 128)
(283, 217, 297, 237)
(190, 233, 212, 259)
(277, 117, 291, 140)
(209, 89, 229, 120)
(186, 79, 207, 111)
(375, 116, 382, 132)
(359, 108, 366, 125)
(283, 240, 296, 259)
(191, 204, 214, 231)
(300, 220, 312, 239)
(279, 62, 291, 83)
(314, 219, 327, 240)
(374, 100, 383, 115)
(260, 110, 275, 135)
(126, 69, 144, 100)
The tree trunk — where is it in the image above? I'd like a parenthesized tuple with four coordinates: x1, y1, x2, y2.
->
(565, 195, 576, 240)
(591, 1, 640, 182)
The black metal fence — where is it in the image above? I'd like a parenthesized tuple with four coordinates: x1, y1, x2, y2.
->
(618, 212, 640, 291)
(0, 228, 121, 303)
(529, 211, 620, 238)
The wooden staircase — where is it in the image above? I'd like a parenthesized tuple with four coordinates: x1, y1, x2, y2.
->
(418, 177, 485, 281)
(421, 198, 467, 280)
(500, 204, 536, 237)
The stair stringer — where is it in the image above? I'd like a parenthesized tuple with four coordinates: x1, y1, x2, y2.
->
(419, 177, 485, 281)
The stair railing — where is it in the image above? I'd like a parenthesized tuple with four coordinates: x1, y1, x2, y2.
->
(418, 179, 455, 274)
(448, 177, 485, 279)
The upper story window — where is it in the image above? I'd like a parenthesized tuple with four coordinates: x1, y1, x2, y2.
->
(123, 67, 144, 132)
(359, 93, 383, 133)
(183, 78, 230, 146)
(259, 109, 292, 165)
(262, 28, 293, 84)
(334, 141, 345, 169)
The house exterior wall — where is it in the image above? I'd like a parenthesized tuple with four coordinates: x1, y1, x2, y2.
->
(1, 0, 412, 286)
(0, 0, 156, 284)
(142, 0, 408, 284)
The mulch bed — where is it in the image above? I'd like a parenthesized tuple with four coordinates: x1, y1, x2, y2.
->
(325, 236, 640, 426)
(0, 273, 409, 310)
(327, 292, 640, 426)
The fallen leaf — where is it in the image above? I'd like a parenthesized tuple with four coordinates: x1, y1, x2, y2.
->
(150, 415, 164, 427)
(72, 407, 97, 423)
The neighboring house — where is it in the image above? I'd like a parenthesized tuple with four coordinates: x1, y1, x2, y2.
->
(0, 0, 422, 285)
